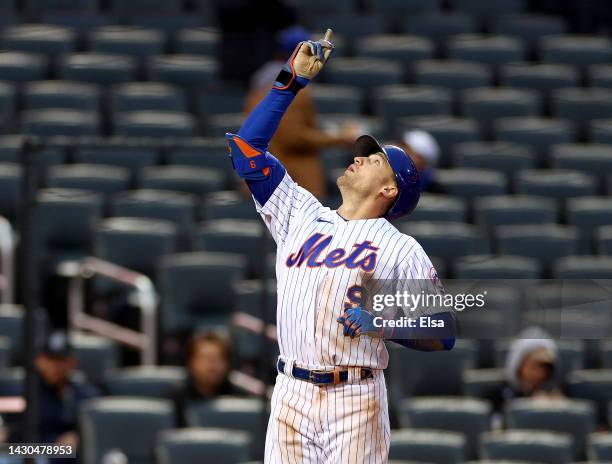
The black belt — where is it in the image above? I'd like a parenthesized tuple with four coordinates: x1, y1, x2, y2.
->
(277, 359, 373, 386)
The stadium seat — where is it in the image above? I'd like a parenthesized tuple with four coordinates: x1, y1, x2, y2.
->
(24, 80, 99, 111)
(389, 429, 465, 464)
(36, 188, 103, 268)
(132, 15, 205, 43)
(0, 305, 23, 362)
(94, 217, 178, 281)
(89, 26, 164, 62)
(373, 85, 452, 134)
(198, 84, 245, 116)
(0, 135, 65, 174)
(114, 111, 195, 138)
(202, 191, 260, 221)
(60, 52, 137, 84)
(448, 34, 525, 70)
(569, 370, 612, 423)
(475, 195, 557, 229)
(74, 145, 158, 179)
(461, 367, 505, 398)
(598, 225, 612, 255)
(506, 398, 596, 459)
(176, 27, 218, 56)
(436, 169, 506, 200)
(309, 84, 364, 115)
(499, 62, 579, 98)
(204, 112, 244, 136)
(104, 366, 185, 397)
(540, 35, 612, 73)
(47, 164, 130, 198)
(158, 252, 247, 333)
(140, 165, 224, 196)
(109, 0, 181, 20)
(448, 0, 526, 22)
(112, 81, 188, 113)
(40, 12, 112, 41)
(461, 88, 540, 138)
(590, 118, 612, 145)
(515, 170, 596, 208)
(0, 81, 14, 129)
(403, 13, 476, 54)
(494, 117, 574, 165)
(399, 118, 481, 167)
(414, 60, 492, 95)
(455, 255, 541, 279)
(355, 35, 434, 80)
(0, 51, 47, 82)
(324, 57, 402, 92)
(453, 141, 535, 176)
(71, 332, 119, 386)
(2, 24, 75, 58)
(399, 397, 490, 459)
(496, 224, 578, 269)
(588, 432, 612, 462)
(552, 88, 612, 135)
(554, 256, 612, 279)
(493, 14, 566, 52)
(22, 109, 100, 138)
(0, 162, 20, 222)
(567, 197, 612, 253)
(147, 54, 218, 88)
(551, 144, 612, 190)
(310, 13, 386, 44)
(589, 63, 612, 88)
(233, 279, 277, 323)
(407, 194, 467, 223)
(602, 341, 612, 368)
(27, 0, 96, 15)
(0, 366, 23, 396)
(157, 428, 251, 464)
(111, 189, 196, 248)
(166, 140, 234, 186)
(480, 430, 573, 464)
(80, 397, 175, 464)
(0, 336, 10, 368)
(195, 220, 270, 278)
(365, 0, 440, 29)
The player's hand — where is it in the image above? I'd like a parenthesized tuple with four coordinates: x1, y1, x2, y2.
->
(292, 29, 334, 80)
(337, 307, 386, 339)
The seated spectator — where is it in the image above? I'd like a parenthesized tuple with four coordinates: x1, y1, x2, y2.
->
(398, 130, 447, 194)
(171, 331, 240, 426)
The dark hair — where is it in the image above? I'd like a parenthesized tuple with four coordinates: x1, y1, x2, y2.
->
(185, 331, 231, 362)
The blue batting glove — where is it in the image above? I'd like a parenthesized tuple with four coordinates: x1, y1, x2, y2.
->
(337, 307, 388, 339)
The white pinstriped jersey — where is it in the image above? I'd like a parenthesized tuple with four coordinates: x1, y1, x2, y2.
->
(256, 172, 438, 370)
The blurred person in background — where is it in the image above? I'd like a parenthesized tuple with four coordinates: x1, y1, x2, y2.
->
(398, 129, 447, 194)
(171, 331, 241, 426)
(244, 25, 357, 199)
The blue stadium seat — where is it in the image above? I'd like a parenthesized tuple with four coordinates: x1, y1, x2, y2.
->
(365, 0, 440, 26)
(198, 84, 246, 116)
(0, 305, 23, 362)
(140, 166, 224, 197)
(89, 26, 164, 62)
(115, 111, 195, 138)
(0, 135, 66, 176)
(111, 82, 186, 113)
(540, 35, 612, 73)
(47, 164, 130, 198)
(436, 168, 506, 200)
(310, 13, 386, 44)
(551, 144, 612, 190)
(41, 12, 112, 40)
(109, 0, 181, 20)
(496, 224, 578, 269)
(461, 88, 539, 139)
(553, 256, 612, 279)
(567, 196, 612, 253)
(590, 118, 612, 144)
(399, 117, 481, 167)
(403, 13, 476, 54)
(310, 84, 364, 115)
(515, 170, 596, 208)
(157, 428, 251, 464)
(80, 397, 175, 464)
(493, 14, 566, 52)
(494, 117, 575, 165)
(71, 332, 119, 386)
(0, 162, 20, 222)
(104, 366, 185, 397)
(0, 81, 14, 131)
(27, 0, 96, 16)
(588, 432, 612, 462)
(74, 145, 158, 179)
(598, 226, 612, 255)
(569, 370, 612, 427)
(148, 54, 218, 88)
(202, 191, 260, 221)
(506, 398, 596, 460)
(603, 341, 612, 368)
(462, 368, 505, 398)
(166, 139, 234, 186)
(324, 57, 402, 92)
(455, 255, 541, 279)
(158, 252, 247, 333)
(132, 16, 205, 43)
(449, 0, 526, 22)
(24, 80, 99, 111)
(399, 397, 490, 459)
(0, 51, 47, 81)
(552, 88, 612, 135)
(0, 336, 10, 368)
(22, 109, 100, 137)
(475, 195, 557, 229)
(60, 52, 137, 84)
(204, 112, 244, 137)
(389, 429, 465, 464)
(449, 34, 525, 70)
(589, 64, 612, 88)
(500, 62, 579, 99)
(408, 194, 467, 223)
(0, 366, 23, 396)
(176, 27, 218, 56)
(414, 60, 492, 95)
(2, 24, 75, 59)
(480, 430, 572, 464)
(453, 141, 535, 176)
(399, 221, 485, 261)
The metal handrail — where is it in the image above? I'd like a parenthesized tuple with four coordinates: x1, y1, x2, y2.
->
(59, 257, 158, 365)
(0, 216, 14, 304)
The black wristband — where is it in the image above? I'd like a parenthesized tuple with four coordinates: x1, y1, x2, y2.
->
(274, 69, 304, 95)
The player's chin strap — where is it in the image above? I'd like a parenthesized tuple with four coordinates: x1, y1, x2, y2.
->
(226, 132, 274, 180)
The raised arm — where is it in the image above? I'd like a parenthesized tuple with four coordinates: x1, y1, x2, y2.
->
(227, 30, 334, 206)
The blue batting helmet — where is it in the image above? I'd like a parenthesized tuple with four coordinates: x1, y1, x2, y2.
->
(353, 134, 421, 220)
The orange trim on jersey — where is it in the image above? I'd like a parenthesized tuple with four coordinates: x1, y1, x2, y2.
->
(233, 136, 261, 158)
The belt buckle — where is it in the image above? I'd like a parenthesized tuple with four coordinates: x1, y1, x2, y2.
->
(309, 369, 327, 386)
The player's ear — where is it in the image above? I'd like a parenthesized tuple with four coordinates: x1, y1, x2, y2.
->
(380, 184, 398, 201)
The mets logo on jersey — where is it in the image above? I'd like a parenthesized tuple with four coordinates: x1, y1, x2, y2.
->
(286, 233, 378, 272)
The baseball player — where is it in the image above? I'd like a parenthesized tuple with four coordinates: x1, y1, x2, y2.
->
(226, 30, 456, 463)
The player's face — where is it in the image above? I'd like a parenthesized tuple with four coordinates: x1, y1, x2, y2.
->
(337, 152, 397, 200)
